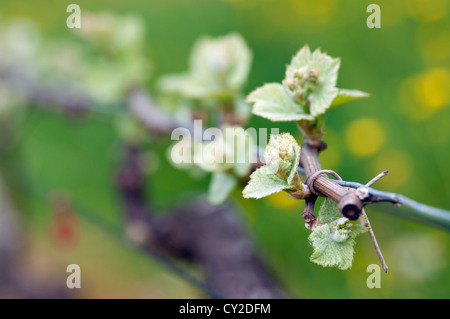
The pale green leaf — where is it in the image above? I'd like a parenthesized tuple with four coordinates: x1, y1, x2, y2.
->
(288, 45, 312, 70)
(286, 46, 341, 116)
(308, 84, 339, 116)
(247, 83, 314, 122)
(208, 172, 238, 205)
(309, 223, 356, 270)
(330, 89, 370, 109)
(348, 223, 370, 238)
(242, 166, 292, 199)
(304, 49, 340, 116)
(190, 33, 252, 93)
(317, 198, 342, 224)
(310, 198, 369, 270)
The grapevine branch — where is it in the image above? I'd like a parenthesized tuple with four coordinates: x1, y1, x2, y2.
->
(3, 62, 450, 283)
(125, 87, 449, 272)
(297, 140, 449, 271)
(297, 152, 450, 229)
(3, 62, 448, 227)
(125, 88, 450, 230)
(300, 143, 364, 220)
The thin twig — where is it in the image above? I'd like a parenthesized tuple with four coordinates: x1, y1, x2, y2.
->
(366, 170, 389, 187)
(360, 208, 388, 273)
(361, 171, 388, 273)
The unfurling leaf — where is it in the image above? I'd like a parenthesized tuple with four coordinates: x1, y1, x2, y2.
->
(285, 45, 340, 116)
(317, 196, 342, 224)
(247, 83, 314, 122)
(246, 45, 369, 126)
(309, 198, 369, 270)
(242, 133, 302, 199)
(243, 166, 293, 199)
(309, 223, 355, 270)
(264, 133, 301, 184)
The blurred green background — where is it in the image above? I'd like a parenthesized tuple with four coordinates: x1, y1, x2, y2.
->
(0, 0, 449, 298)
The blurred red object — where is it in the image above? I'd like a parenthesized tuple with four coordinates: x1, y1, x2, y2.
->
(48, 192, 81, 250)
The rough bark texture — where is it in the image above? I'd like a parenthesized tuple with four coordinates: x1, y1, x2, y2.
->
(300, 143, 363, 220)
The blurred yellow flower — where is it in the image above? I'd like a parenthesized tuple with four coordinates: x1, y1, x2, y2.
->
(345, 118, 386, 157)
(288, 0, 339, 26)
(371, 150, 412, 190)
(398, 68, 450, 120)
(415, 68, 450, 111)
(408, 0, 448, 23)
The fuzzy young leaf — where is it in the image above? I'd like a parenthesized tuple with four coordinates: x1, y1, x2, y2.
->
(285, 45, 340, 116)
(348, 222, 371, 239)
(264, 133, 301, 184)
(317, 197, 342, 224)
(208, 172, 238, 205)
(247, 83, 314, 122)
(242, 166, 293, 199)
(247, 45, 369, 125)
(309, 223, 356, 270)
(309, 198, 369, 270)
(330, 89, 370, 109)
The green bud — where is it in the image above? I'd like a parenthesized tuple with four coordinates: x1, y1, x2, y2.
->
(284, 65, 321, 104)
(264, 133, 300, 184)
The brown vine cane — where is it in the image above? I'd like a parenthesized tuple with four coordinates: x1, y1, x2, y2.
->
(300, 144, 364, 220)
